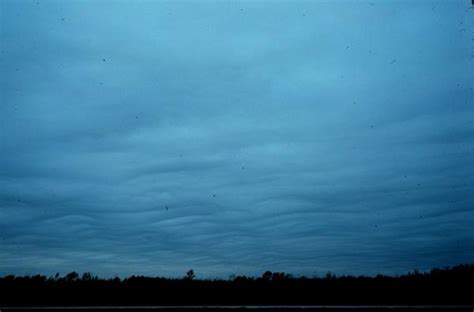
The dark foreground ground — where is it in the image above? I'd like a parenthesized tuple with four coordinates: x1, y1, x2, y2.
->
(1, 306, 473, 312)
(1, 265, 473, 309)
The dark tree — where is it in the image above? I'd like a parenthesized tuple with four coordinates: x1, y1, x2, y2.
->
(184, 269, 195, 280)
(82, 272, 93, 281)
(261, 271, 273, 281)
(66, 272, 79, 282)
(0, 265, 473, 306)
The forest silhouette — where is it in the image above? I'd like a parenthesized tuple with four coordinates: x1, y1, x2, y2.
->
(1, 264, 473, 306)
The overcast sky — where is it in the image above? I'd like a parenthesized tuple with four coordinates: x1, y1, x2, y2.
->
(1, 0, 473, 278)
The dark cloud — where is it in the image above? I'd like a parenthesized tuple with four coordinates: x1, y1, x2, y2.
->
(1, 0, 473, 278)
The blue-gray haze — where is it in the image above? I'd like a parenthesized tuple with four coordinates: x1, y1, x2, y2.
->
(1, 0, 473, 278)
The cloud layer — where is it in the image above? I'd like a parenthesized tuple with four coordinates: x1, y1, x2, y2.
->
(1, 0, 473, 278)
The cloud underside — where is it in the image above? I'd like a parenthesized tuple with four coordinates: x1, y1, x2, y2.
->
(0, 0, 473, 277)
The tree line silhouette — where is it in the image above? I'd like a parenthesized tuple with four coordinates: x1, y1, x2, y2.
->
(0, 265, 473, 306)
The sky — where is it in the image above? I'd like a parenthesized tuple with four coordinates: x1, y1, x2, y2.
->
(1, 0, 474, 279)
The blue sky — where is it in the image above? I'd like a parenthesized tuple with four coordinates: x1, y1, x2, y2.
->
(1, 0, 473, 278)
